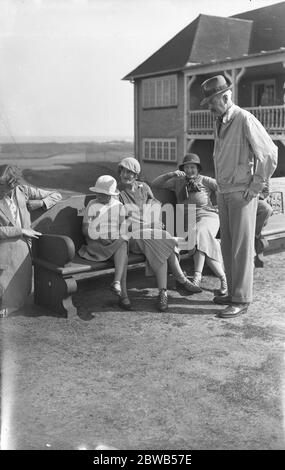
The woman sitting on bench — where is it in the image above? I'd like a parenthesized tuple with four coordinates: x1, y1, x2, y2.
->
(152, 153, 227, 295)
(118, 156, 201, 313)
(78, 175, 132, 310)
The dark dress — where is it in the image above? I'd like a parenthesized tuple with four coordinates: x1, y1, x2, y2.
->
(156, 175, 222, 262)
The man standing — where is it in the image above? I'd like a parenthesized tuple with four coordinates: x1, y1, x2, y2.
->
(200, 75, 278, 318)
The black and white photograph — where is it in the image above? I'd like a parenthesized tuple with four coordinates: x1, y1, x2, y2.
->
(0, 0, 284, 454)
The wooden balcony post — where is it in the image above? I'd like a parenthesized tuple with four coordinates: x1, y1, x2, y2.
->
(224, 68, 245, 104)
(184, 74, 196, 155)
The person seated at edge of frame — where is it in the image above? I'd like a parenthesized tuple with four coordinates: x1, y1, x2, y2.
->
(152, 153, 228, 296)
(117, 156, 202, 313)
(254, 178, 273, 268)
(78, 175, 132, 311)
(0, 164, 62, 318)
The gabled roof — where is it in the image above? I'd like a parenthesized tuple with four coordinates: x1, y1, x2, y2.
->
(123, 14, 252, 80)
(123, 1, 285, 81)
(123, 15, 200, 80)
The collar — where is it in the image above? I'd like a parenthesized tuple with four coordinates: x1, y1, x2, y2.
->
(220, 103, 236, 124)
(4, 188, 16, 202)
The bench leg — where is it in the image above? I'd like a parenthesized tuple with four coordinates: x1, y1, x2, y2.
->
(34, 265, 78, 318)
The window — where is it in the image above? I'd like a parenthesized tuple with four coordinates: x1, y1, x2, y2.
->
(142, 75, 177, 108)
(143, 138, 177, 162)
(252, 79, 276, 106)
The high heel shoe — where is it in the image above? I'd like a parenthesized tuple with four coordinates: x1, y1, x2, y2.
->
(118, 297, 133, 311)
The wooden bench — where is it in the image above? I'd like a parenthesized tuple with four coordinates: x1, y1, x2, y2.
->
(31, 189, 178, 318)
(31, 194, 147, 317)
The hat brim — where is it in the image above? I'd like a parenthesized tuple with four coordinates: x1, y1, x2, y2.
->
(179, 162, 202, 171)
(200, 84, 232, 106)
(118, 163, 140, 174)
(89, 187, 119, 196)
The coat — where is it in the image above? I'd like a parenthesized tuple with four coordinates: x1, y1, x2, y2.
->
(0, 185, 62, 311)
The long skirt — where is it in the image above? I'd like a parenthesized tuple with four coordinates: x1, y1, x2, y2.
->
(129, 228, 178, 276)
(0, 239, 32, 311)
(194, 209, 222, 262)
(78, 237, 127, 262)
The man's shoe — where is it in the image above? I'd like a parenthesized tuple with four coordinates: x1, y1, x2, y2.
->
(213, 295, 232, 305)
(217, 303, 248, 318)
(157, 289, 168, 312)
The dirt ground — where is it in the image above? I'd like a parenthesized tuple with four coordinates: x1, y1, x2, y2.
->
(1, 252, 284, 450)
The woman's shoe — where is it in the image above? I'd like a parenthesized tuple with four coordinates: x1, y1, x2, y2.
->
(182, 279, 202, 294)
(213, 295, 232, 305)
(110, 281, 121, 297)
(0, 308, 8, 318)
(118, 297, 133, 311)
(192, 272, 202, 288)
(214, 276, 228, 296)
(157, 289, 168, 312)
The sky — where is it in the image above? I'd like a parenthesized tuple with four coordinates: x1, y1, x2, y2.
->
(0, 0, 282, 142)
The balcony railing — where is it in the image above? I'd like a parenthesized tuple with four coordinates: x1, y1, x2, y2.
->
(188, 105, 285, 138)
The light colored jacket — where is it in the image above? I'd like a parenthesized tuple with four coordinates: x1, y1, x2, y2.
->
(0, 185, 62, 309)
(213, 104, 278, 194)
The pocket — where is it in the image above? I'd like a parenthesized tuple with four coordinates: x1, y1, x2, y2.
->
(232, 164, 252, 184)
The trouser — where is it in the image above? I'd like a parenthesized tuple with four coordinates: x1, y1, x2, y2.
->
(255, 199, 273, 239)
(217, 191, 258, 304)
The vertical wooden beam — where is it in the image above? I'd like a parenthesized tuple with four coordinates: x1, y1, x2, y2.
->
(134, 80, 139, 160)
(184, 74, 196, 155)
(224, 68, 246, 104)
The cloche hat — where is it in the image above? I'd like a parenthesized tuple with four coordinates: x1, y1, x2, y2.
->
(179, 153, 202, 171)
(89, 175, 119, 196)
(200, 75, 232, 106)
(118, 156, 141, 175)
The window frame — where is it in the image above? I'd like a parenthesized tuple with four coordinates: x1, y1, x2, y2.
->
(142, 138, 177, 162)
(142, 75, 178, 109)
(251, 78, 276, 107)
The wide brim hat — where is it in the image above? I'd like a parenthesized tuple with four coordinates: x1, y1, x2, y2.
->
(179, 153, 202, 171)
(200, 75, 232, 106)
(118, 156, 141, 175)
(89, 175, 119, 196)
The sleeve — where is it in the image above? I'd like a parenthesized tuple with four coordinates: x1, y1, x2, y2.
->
(244, 115, 278, 193)
(22, 185, 62, 209)
(202, 176, 218, 192)
(84, 203, 102, 239)
(152, 173, 176, 191)
(0, 225, 23, 240)
(144, 183, 155, 201)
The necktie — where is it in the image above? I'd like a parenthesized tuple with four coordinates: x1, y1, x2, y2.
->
(217, 116, 223, 136)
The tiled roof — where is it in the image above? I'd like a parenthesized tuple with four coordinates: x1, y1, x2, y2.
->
(232, 1, 285, 53)
(123, 2, 285, 80)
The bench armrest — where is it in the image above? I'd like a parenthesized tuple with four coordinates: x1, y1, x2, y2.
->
(33, 234, 76, 267)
